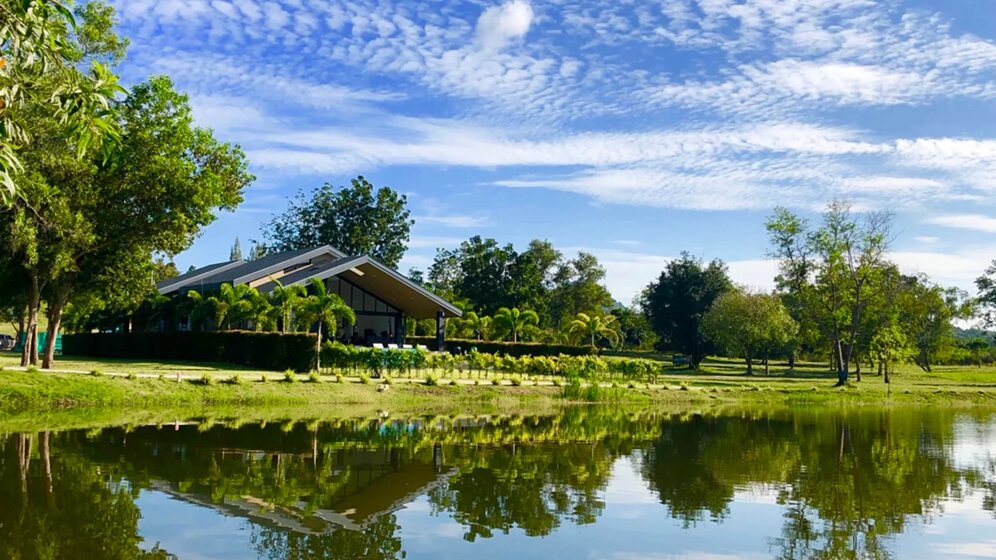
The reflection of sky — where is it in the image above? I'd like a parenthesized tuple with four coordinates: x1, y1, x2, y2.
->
(135, 418, 996, 560)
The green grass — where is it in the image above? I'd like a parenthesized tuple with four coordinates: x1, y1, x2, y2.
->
(2, 351, 996, 419)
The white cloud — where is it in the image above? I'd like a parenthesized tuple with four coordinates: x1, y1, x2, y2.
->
(476, 1, 534, 50)
(925, 214, 996, 234)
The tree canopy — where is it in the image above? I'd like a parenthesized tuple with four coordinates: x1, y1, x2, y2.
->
(263, 176, 413, 268)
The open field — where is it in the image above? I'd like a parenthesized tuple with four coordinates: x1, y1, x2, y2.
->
(3, 352, 996, 420)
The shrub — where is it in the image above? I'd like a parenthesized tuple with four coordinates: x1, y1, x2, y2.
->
(510, 376, 522, 387)
(63, 331, 318, 372)
(227, 374, 243, 385)
(360, 374, 371, 384)
(26, 365, 39, 374)
(89, 369, 103, 377)
(283, 370, 297, 383)
(425, 374, 438, 386)
(406, 337, 598, 357)
(127, 372, 138, 381)
(200, 373, 215, 385)
(308, 372, 321, 383)
(259, 374, 268, 383)
(335, 373, 344, 383)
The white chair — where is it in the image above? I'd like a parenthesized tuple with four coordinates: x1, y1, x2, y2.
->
(372, 343, 385, 349)
(416, 345, 428, 351)
(402, 344, 414, 350)
(387, 343, 399, 349)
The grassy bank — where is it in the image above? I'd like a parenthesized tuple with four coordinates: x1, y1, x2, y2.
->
(4, 351, 996, 419)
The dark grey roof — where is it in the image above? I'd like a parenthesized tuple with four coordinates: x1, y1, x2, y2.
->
(158, 245, 347, 295)
(255, 256, 362, 293)
(157, 260, 243, 294)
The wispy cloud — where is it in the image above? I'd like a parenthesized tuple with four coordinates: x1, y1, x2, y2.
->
(925, 214, 996, 234)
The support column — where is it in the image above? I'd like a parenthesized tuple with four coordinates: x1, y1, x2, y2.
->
(435, 310, 445, 351)
(394, 314, 404, 345)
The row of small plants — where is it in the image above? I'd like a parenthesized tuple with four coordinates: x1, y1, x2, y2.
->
(319, 342, 670, 382)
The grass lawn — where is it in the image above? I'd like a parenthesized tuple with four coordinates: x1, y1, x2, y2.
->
(2, 351, 996, 425)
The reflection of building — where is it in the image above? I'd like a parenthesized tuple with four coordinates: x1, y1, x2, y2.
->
(143, 444, 453, 535)
(157, 245, 461, 346)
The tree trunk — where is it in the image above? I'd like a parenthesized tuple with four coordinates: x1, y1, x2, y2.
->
(764, 349, 770, 376)
(315, 322, 323, 372)
(22, 276, 41, 367)
(42, 287, 69, 369)
(745, 351, 753, 376)
(834, 339, 847, 386)
(788, 351, 795, 371)
(884, 363, 890, 384)
(854, 356, 861, 383)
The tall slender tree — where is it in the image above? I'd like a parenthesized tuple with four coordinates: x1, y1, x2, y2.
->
(300, 278, 356, 370)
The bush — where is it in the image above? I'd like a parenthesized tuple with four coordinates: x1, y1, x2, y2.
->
(127, 372, 138, 381)
(26, 365, 39, 374)
(63, 331, 318, 372)
(406, 337, 598, 357)
(89, 369, 103, 377)
(308, 371, 321, 383)
(425, 374, 438, 386)
(359, 374, 371, 384)
(283, 370, 297, 383)
(199, 373, 215, 386)
(227, 374, 243, 385)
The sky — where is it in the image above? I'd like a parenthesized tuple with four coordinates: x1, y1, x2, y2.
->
(108, 0, 996, 306)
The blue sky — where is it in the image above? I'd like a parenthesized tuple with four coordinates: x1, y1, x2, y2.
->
(110, 0, 996, 305)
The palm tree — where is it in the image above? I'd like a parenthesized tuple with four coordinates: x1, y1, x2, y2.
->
(186, 290, 222, 331)
(569, 312, 620, 348)
(300, 278, 356, 370)
(245, 289, 280, 331)
(217, 283, 256, 330)
(461, 312, 494, 341)
(268, 279, 307, 332)
(493, 307, 539, 343)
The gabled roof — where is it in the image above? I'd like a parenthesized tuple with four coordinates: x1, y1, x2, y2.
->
(157, 260, 244, 295)
(158, 245, 346, 295)
(256, 255, 462, 319)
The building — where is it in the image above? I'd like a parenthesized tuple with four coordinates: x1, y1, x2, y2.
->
(157, 245, 461, 347)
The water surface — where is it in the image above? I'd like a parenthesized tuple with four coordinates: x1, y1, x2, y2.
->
(3, 407, 996, 559)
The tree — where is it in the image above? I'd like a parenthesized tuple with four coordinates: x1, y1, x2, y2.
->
(766, 201, 893, 385)
(966, 338, 990, 368)
(870, 324, 912, 383)
(268, 279, 307, 333)
(701, 289, 798, 375)
(263, 176, 413, 268)
(0, 0, 125, 204)
(548, 252, 612, 328)
(568, 312, 620, 348)
(493, 307, 539, 343)
(460, 311, 493, 341)
(230, 236, 243, 261)
(896, 274, 970, 373)
(300, 278, 356, 370)
(611, 306, 657, 350)
(640, 252, 731, 367)
(975, 261, 996, 329)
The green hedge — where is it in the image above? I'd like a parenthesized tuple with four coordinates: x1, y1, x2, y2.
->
(63, 331, 318, 372)
(406, 336, 597, 357)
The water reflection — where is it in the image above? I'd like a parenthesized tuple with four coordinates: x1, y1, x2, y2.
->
(1, 408, 994, 559)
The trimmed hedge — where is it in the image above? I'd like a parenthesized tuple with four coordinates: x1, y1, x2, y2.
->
(406, 336, 598, 357)
(63, 331, 318, 372)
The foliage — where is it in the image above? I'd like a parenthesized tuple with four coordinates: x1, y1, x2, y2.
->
(298, 278, 356, 370)
(405, 337, 597, 357)
(263, 176, 413, 268)
(568, 312, 621, 348)
(640, 252, 732, 367)
(702, 289, 798, 375)
(63, 331, 318, 372)
(766, 201, 894, 385)
(493, 307, 539, 343)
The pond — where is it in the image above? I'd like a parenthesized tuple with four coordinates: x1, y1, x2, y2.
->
(2, 407, 996, 559)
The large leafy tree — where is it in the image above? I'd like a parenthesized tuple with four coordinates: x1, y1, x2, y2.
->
(263, 176, 413, 268)
(3, 70, 252, 367)
(766, 201, 894, 385)
(0, 0, 125, 204)
(701, 289, 798, 375)
(548, 252, 613, 328)
(640, 252, 731, 367)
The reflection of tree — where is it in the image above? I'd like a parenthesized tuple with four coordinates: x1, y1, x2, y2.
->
(0, 433, 175, 559)
(639, 410, 967, 558)
(250, 513, 405, 560)
(428, 443, 614, 540)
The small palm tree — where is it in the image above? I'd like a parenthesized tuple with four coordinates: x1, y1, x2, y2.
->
(461, 312, 494, 341)
(569, 312, 620, 348)
(301, 278, 356, 370)
(268, 279, 308, 333)
(186, 290, 222, 331)
(493, 307, 539, 343)
(217, 283, 256, 329)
